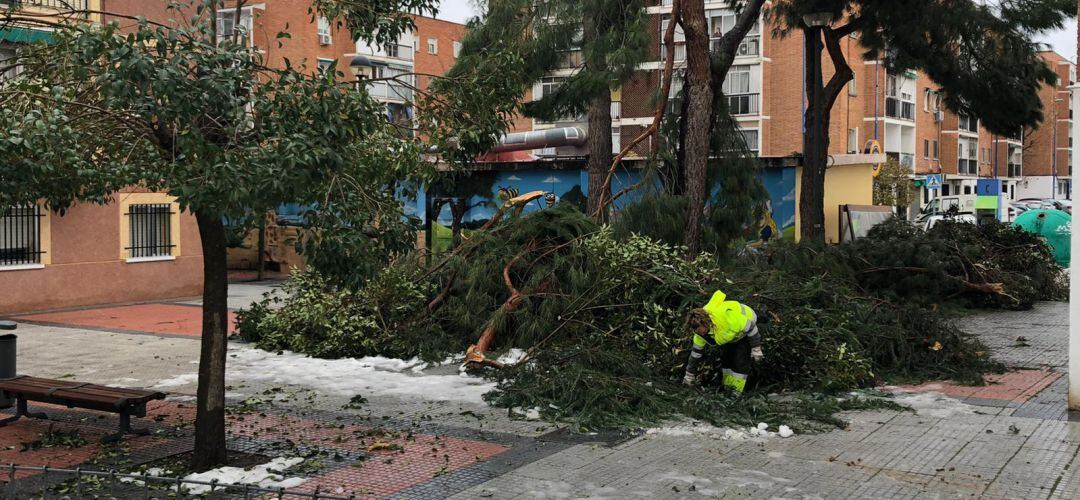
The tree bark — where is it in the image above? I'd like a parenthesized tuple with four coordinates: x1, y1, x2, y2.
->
(800, 26, 827, 244)
(586, 93, 613, 222)
(193, 211, 230, 471)
(680, 0, 713, 256)
(449, 198, 466, 248)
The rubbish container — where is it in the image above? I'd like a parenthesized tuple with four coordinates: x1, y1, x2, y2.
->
(0, 321, 15, 409)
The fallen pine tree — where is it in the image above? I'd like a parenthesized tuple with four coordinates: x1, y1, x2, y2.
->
(237, 205, 1064, 430)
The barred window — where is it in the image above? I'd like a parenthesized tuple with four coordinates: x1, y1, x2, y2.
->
(0, 206, 44, 267)
(126, 204, 174, 259)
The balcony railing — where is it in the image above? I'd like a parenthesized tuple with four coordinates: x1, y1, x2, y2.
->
(885, 97, 915, 121)
(1007, 163, 1022, 178)
(6, 0, 88, 9)
(383, 44, 414, 62)
(727, 93, 759, 115)
(958, 158, 978, 176)
(559, 50, 584, 69)
(364, 81, 413, 102)
(711, 35, 760, 57)
(659, 43, 687, 62)
(610, 101, 621, 120)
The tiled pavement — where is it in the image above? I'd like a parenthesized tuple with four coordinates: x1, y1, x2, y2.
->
(1, 287, 1077, 499)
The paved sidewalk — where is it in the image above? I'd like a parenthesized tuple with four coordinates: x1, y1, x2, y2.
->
(2, 285, 1076, 499)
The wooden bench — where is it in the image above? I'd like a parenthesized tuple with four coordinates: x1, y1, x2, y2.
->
(0, 376, 166, 443)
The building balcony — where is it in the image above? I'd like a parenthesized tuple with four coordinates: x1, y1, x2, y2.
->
(711, 35, 760, 58)
(659, 43, 687, 62)
(611, 101, 621, 120)
(3, 0, 88, 9)
(364, 80, 413, 102)
(559, 50, 583, 69)
(727, 93, 759, 116)
(383, 43, 414, 62)
(885, 97, 915, 121)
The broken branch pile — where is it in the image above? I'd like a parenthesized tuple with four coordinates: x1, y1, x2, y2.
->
(238, 207, 1063, 430)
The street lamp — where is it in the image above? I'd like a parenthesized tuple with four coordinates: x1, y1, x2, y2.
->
(348, 54, 373, 89)
(1052, 97, 1063, 200)
(802, 12, 834, 28)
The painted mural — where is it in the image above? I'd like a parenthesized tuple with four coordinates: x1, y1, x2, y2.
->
(420, 166, 799, 252)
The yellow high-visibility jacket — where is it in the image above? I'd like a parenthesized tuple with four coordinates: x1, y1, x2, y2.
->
(693, 290, 761, 348)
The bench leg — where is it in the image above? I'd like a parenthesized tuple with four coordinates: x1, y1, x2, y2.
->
(101, 412, 151, 443)
(0, 398, 48, 427)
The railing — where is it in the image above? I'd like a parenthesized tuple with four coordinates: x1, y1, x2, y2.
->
(0, 205, 44, 267)
(711, 35, 760, 57)
(126, 204, 174, 259)
(1007, 163, 1022, 178)
(383, 43, 414, 62)
(3, 464, 356, 499)
(364, 80, 414, 102)
(559, 50, 584, 68)
(958, 158, 978, 176)
(885, 97, 915, 121)
(659, 43, 687, 62)
(727, 93, 759, 115)
(5, 0, 89, 9)
(611, 101, 621, 119)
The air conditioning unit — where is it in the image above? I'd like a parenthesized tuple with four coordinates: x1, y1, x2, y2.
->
(318, 33, 332, 46)
(933, 110, 944, 123)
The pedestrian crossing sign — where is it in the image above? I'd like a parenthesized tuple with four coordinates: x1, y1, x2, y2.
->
(926, 174, 943, 191)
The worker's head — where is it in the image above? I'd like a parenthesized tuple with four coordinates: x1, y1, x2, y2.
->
(687, 308, 712, 335)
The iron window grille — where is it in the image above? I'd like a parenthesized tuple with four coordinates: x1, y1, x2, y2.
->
(0, 205, 44, 267)
(126, 204, 175, 259)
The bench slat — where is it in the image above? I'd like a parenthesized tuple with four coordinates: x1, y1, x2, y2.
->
(0, 376, 165, 408)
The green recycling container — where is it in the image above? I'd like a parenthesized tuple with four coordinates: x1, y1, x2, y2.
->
(1012, 209, 1071, 267)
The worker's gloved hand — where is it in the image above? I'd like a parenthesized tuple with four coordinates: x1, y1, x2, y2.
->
(751, 346, 764, 362)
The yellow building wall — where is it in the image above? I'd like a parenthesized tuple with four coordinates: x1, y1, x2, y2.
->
(794, 163, 876, 244)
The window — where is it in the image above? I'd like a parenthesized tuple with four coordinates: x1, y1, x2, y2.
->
(453, 41, 462, 58)
(958, 137, 978, 175)
(933, 140, 939, 159)
(923, 139, 930, 159)
(724, 65, 758, 115)
(126, 204, 175, 260)
(216, 9, 254, 46)
(963, 185, 972, 195)
(848, 74, 857, 96)
(848, 128, 859, 154)
(0, 206, 44, 268)
(958, 113, 978, 133)
(317, 59, 335, 75)
(427, 38, 438, 54)
(740, 129, 760, 153)
(708, 12, 759, 56)
(317, 16, 332, 45)
(611, 126, 621, 155)
(536, 77, 583, 122)
(0, 47, 18, 81)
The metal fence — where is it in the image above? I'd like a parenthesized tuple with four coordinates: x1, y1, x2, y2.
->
(0, 205, 44, 267)
(4, 464, 356, 499)
(126, 204, 174, 259)
(11, 0, 90, 10)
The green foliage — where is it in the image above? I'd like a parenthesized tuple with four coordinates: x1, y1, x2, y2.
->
(768, 0, 1076, 136)
(235, 207, 1060, 430)
(872, 159, 916, 208)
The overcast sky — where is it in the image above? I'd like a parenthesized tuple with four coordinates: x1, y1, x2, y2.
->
(434, 1, 1077, 62)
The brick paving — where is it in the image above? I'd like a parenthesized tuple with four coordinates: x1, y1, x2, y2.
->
(13, 303, 236, 338)
(1, 289, 1076, 499)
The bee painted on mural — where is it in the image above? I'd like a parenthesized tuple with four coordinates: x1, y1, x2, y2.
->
(544, 192, 558, 208)
(497, 186, 520, 203)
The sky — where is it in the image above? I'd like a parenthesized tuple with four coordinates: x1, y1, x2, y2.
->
(434, 1, 1078, 62)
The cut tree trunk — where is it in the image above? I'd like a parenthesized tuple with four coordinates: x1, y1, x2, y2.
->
(586, 93, 613, 223)
(680, 0, 713, 256)
(192, 211, 230, 470)
(450, 198, 466, 249)
(800, 27, 828, 244)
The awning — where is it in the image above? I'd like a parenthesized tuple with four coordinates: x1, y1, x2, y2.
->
(0, 27, 54, 45)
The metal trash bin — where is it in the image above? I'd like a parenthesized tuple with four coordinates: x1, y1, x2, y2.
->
(0, 321, 15, 409)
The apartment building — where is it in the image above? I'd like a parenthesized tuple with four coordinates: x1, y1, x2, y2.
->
(1016, 51, 1075, 200)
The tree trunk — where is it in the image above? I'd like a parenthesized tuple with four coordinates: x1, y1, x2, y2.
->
(193, 212, 230, 471)
(449, 198, 466, 248)
(800, 27, 828, 244)
(256, 214, 266, 281)
(586, 93, 613, 222)
(680, 0, 713, 256)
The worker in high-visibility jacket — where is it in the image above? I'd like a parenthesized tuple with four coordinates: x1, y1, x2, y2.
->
(682, 290, 765, 393)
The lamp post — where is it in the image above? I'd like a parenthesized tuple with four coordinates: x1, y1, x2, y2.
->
(1052, 97, 1063, 200)
(800, 12, 832, 242)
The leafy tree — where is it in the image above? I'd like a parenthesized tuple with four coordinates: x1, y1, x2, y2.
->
(872, 159, 917, 209)
(442, 0, 650, 221)
(0, 0, 438, 469)
(769, 0, 1077, 243)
